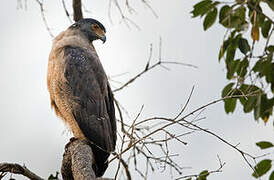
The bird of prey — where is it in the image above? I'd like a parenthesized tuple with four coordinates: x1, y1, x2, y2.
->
(47, 18, 116, 177)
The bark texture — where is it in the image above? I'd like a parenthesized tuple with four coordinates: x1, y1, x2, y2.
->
(62, 138, 113, 180)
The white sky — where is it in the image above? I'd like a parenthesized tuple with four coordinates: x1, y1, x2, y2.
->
(0, 0, 273, 180)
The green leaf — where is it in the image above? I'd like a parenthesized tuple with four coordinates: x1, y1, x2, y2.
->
(252, 159, 272, 178)
(234, 6, 246, 22)
(244, 96, 257, 113)
(226, 44, 236, 62)
(256, 141, 274, 149)
(219, 5, 232, 27)
(238, 84, 261, 113)
(218, 44, 225, 61)
(267, 45, 274, 52)
(233, 6, 247, 30)
(222, 83, 234, 97)
(219, 5, 246, 30)
(263, 62, 273, 83)
(237, 58, 249, 77)
(198, 170, 209, 180)
(257, 9, 266, 27)
(227, 59, 241, 79)
(224, 98, 237, 113)
(222, 83, 238, 114)
(253, 58, 273, 84)
(261, 20, 272, 38)
(203, 8, 218, 30)
(259, 95, 273, 123)
(238, 38, 250, 54)
(230, 16, 242, 29)
(270, 171, 274, 180)
(191, 0, 214, 18)
(253, 59, 263, 72)
(218, 36, 235, 61)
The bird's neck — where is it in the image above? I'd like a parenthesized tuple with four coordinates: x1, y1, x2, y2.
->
(53, 29, 96, 52)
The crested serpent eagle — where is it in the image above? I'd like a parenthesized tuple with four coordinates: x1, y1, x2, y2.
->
(47, 18, 116, 177)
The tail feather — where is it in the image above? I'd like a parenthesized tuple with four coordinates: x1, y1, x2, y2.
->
(90, 144, 110, 177)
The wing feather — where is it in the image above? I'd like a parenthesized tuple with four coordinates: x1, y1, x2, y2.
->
(63, 46, 116, 152)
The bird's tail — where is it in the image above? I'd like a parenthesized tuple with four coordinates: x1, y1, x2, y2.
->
(90, 144, 110, 177)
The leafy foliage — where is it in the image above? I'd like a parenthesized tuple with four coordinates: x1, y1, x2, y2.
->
(191, 0, 274, 123)
(203, 8, 218, 30)
(254, 140, 273, 179)
(192, 1, 274, 179)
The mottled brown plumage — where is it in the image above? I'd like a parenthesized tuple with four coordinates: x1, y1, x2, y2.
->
(47, 18, 116, 177)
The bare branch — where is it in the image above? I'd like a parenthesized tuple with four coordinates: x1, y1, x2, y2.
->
(141, 0, 158, 18)
(175, 156, 225, 180)
(110, 93, 262, 169)
(62, 0, 73, 23)
(247, 1, 274, 25)
(73, 0, 83, 22)
(35, 0, 54, 38)
(174, 86, 195, 120)
(113, 42, 197, 92)
(0, 163, 44, 180)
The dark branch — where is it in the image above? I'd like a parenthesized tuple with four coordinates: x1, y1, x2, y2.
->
(0, 163, 44, 180)
(73, 0, 83, 22)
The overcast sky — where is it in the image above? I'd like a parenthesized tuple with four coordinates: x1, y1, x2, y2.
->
(0, 0, 273, 180)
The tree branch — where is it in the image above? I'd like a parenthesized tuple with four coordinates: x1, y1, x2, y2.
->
(0, 163, 44, 180)
(113, 42, 197, 92)
(35, 0, 54, 38)
(73, 0, 83, 22)
(62, 138, 112, 180)
(0, 138, 113, 180)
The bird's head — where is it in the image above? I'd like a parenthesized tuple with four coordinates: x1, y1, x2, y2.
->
(70, 18, 106, 43)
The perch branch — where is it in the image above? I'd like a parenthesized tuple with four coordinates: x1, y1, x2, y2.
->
(62, 138, 113, 180)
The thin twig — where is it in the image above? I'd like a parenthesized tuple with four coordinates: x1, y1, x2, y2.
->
(35, 0, 54, 38)
(247, 1, 274, 25)
(62, 0, 73, 23)
(113, 41, 196, 92)
(175, 156, 225, 180)
(109, 93, 261, 167)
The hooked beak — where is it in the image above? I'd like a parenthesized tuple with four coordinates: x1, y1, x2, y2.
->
(99, 35, 106, 43)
